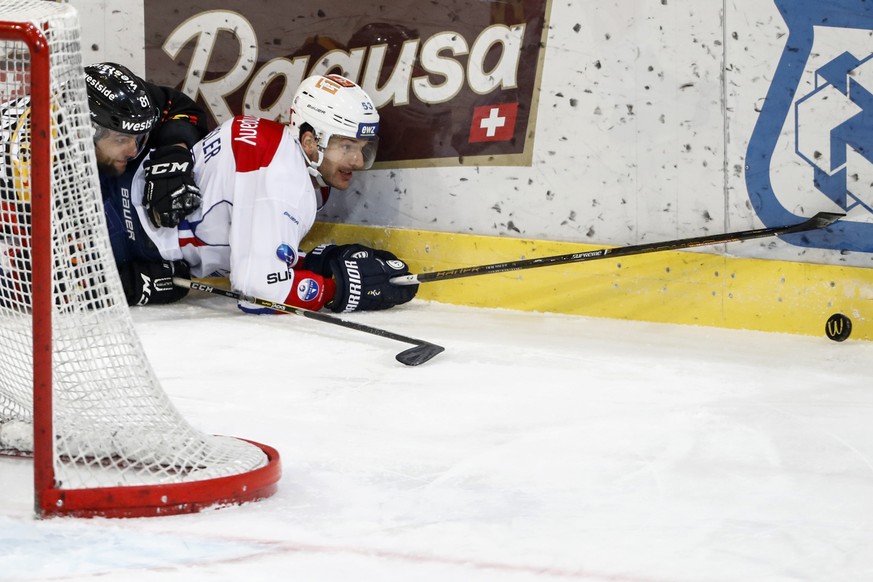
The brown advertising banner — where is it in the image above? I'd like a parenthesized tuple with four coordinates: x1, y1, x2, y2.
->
(144, 0, 551, 168)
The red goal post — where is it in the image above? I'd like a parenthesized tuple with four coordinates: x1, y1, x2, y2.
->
(0, 1, 280, 518)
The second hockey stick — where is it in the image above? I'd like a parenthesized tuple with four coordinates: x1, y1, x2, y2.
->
(173, 278, 445, 366)
(389, 211, 844, 285)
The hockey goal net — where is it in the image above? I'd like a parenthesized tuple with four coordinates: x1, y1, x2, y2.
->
(0, 1, 280, 518)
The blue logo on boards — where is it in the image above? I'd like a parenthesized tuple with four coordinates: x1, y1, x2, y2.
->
(745, 0, 873, 251)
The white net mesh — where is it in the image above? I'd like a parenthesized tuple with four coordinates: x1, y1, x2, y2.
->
(0, 1, 269, 492)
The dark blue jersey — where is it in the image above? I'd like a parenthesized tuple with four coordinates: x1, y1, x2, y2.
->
(101, 80, 209, 268)
(101, 164, 163, 267)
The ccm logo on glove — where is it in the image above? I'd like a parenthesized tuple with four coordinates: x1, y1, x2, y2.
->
(142, 145, 201, 228)
(147, 160, 191, 174)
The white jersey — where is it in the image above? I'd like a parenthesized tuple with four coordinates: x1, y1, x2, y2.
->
(131, 115, 320, 305)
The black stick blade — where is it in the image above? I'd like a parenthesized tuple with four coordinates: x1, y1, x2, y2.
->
(784, 211, 844, 233)
(396, 343, 445, 366)
(808, 211, 844, 229)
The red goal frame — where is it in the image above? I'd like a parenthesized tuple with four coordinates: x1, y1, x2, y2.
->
(1, 16, 280, 520)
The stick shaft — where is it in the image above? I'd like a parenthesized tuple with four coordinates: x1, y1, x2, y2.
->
(174, 278, 444, 365)
(390, 211, 844, 285)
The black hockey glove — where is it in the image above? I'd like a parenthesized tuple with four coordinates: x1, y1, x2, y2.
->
(118, 260, 190, 306)
(303, 244, 418, 313)
(142, 145, 201, 228)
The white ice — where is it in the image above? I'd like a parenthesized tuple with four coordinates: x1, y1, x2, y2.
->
(3, 294, 873, 582)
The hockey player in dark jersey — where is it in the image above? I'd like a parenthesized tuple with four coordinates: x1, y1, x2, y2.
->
(1, 62, 207, 306)
(85, 62, 208, 305)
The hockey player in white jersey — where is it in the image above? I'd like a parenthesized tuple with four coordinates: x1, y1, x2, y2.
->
(122, 74, 418, 313)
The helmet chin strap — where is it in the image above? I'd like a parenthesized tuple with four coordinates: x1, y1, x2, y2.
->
(300, 139, 329, 187)
(308, 162, 328, 188)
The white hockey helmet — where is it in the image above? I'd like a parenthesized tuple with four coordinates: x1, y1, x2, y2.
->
(289, 74, 380, 184)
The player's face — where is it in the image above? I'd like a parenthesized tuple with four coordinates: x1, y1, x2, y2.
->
(93, 128, 149, 176)
(318, 136, 377, 190)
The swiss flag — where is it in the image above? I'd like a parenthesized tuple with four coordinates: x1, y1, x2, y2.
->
(468, 102, 519, 143)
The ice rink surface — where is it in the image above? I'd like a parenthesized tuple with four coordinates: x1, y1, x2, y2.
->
(3, 293, 873, 581)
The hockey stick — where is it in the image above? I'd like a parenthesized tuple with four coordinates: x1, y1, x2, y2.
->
(173, 278, 445, 366)
(389, 211, 845, 285)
